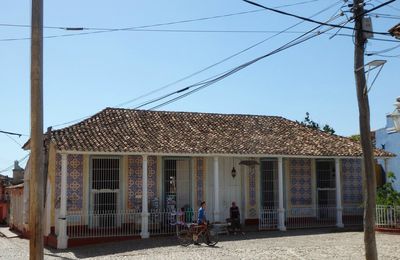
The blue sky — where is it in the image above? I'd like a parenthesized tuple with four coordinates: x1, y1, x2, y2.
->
(1, 0, 399, 176)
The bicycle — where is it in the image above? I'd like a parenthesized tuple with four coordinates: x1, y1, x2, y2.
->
(177, 222, 218, 247)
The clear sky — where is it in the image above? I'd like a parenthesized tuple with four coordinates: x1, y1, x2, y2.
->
(1, 0, 399, 176)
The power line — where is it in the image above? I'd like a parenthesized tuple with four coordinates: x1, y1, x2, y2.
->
(145, 0, 396, 110)
(242, 0, 395, 36)
(0, 130, 27, 137)
(0, 153, 29, 174)
(370, 12, 400, 19)
(366, 43, 400, 55)
(148, 18, 346, 110)
(372, 53, 400, 57)
(0, 29, 343, 42)
(367, 36, 400, 42)
(51, 1, 342, 128)
(374, 0, 400, 12)
(117, 0, 343, 108)
(4, 134, 23, 147)
(0, 0, 322, 42)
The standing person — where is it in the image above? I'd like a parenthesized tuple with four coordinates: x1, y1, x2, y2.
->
(197, 201, 207, 224)
(230, 201, 242, 234)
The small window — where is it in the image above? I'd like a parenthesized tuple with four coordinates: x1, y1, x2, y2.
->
(92, 158, 120, 190)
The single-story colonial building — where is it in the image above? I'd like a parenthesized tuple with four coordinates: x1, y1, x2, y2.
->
(22, 108, 391, 248)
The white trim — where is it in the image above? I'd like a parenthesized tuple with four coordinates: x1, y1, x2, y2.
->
(141, 155, 150, 239)
(277, 157, 286, 231)
(56, 150, 388, 159)
(335, 158, 344, 228)
(58, 153, 68, 249)
(213, 156, 220, 222)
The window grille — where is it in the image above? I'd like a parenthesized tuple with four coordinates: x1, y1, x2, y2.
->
(91, 157, 120, 219)
(261, 160, 278, 209)
(316, 160, 336, 210)
(92, 158, 120, 190)
(164, 158, 191, 211)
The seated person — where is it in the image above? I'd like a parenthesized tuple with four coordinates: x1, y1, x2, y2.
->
(176, 207, 185, 225)
(194, 201, 211, 244)
(229, 201, 242, 234)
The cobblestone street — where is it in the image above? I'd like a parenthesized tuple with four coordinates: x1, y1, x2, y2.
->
(1, 229, 400, 259)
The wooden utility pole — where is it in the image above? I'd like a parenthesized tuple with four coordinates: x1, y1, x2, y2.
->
(353, 1, 378, 259)
(29, 0, 44, 259)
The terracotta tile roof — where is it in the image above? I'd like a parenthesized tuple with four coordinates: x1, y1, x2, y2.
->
(50, 108, 392, 157)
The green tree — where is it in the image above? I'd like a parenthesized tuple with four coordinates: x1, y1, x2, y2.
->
(299, 112, 335, 134)
(350, 134, 361, 142)
(377, 172, 400, 206)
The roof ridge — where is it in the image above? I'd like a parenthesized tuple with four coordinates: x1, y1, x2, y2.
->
(105, 107, 284, 119)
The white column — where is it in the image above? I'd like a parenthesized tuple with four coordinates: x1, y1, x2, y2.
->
(335, 158, 344, 228)
(140, 155, 150, 238)
(278, 157, 286, 231)
(57, 153, 68, 249)
(213, 157, 220, 222)
(44, 179, 51, 236)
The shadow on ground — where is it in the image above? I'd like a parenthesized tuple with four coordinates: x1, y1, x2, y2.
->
(46, 227, 363, 259)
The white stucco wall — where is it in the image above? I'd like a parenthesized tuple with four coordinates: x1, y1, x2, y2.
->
(205, 157, 246, 223)
(375, 115, 400, 191)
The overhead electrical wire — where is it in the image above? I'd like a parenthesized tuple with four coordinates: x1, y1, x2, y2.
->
(0, 0, 322, 42)
(375, 0, 400, 12)
(4, 134, 23, 147)
(44, 1, 396, 126)
(147, 16, 346, 110)
(366, 43, 400, 55)
(0, 130, 27, 137)
(0, 0, 321, 31)
(242, 0, 396, 36)
(372, 53, 400, 57)
(370, 12, 400, 19)
(0, 153, 29, 174)
(51, 1, 343, 128)
(117, 0, 343, 108)
(145, 1, 395, 110)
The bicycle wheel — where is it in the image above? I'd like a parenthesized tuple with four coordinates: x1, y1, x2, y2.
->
(204, 228, 218, 247)
(177, 229, 192, 247)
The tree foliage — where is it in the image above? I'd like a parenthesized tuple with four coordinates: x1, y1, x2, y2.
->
(299, 112, 335, 135)
(376, 172, 400, 206)
(350, 134, 361, 142)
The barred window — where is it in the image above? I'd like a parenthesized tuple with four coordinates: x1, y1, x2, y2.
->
(92, 158, 120, 190)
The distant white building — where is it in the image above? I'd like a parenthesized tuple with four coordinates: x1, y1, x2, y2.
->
(375, 98, 400, 191)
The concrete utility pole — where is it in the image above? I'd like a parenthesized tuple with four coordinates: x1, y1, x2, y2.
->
(29, 0, 44, 259)
(353, 1, 378, 259)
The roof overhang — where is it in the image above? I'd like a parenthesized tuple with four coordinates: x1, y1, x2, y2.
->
(55, 149, 394, 159)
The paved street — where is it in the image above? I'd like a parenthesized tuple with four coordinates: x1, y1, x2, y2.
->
(1, 229, 400, 259)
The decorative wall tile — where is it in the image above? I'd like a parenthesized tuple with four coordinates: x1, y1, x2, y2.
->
(342, 159, 363, 204)
(195, 158, 205, 207)
(289, 158, 312, 206)
(55, 154, 83, 211)
(55, 154, 61, 209)
(127, 156, 157, 211)
(248, 165, 257, 218)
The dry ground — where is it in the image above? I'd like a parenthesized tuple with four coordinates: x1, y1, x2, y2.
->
(1, 229, 399, 259)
